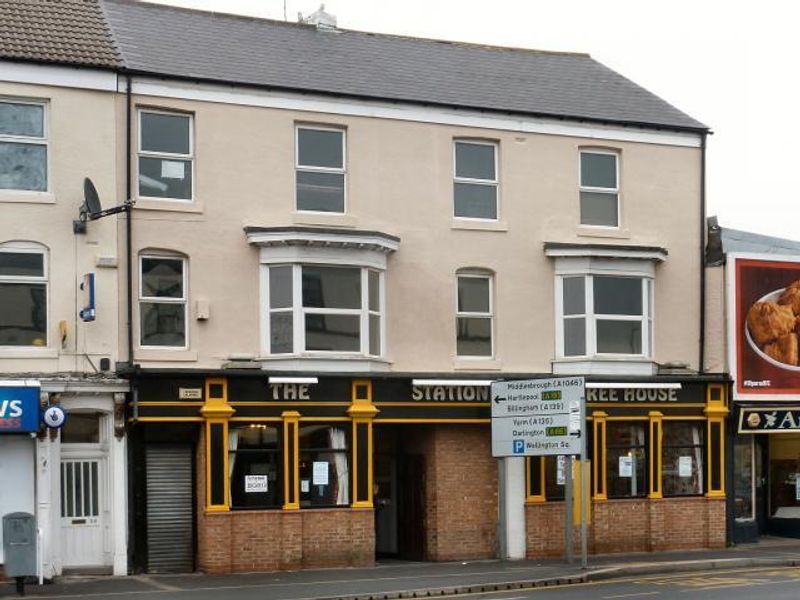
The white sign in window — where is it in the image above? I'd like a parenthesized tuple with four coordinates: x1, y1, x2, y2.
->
(619, 455, 633, 478)
(244, 475, 269, 493)
(312, 461, 329, 486)
(678, 456, 693, 478)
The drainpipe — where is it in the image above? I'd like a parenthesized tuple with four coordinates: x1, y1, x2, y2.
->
(699, 132, 707, 374)
(126, 74, 133, 365)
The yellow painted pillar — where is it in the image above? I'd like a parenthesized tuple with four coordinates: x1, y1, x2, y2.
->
(705, 384, 728, 498)
(201, 377, 235, 512)
(526, 456, 546, 503)
(648, 411, 663, 499)
(592, 411, 607, 500)
(282, 411, 300, 510)
(348, 380, 379, 508)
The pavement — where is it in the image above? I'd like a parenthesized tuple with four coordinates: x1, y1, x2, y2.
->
(2, 537, 800, 599)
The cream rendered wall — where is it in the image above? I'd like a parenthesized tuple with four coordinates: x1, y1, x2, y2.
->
(0, 81, 120, 374)
(126, 94, 702, 373)
(704, 265, 727, 373)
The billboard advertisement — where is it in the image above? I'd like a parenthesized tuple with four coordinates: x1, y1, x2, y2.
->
(728, 253, 800, 399)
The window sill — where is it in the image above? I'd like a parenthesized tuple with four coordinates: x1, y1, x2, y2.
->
(453, 358, 503, 371)
(0, 190, 55, 204)
(576, 225, 631, 239)
(134, 198, 203, 213)
(257, 354, 392, 372)
(552, 357, 657, 376)
(135, 348, 198, 362)
(0, 347, 58, 359)
(451, 218, 508, 232)
(292, 212, 357, 228)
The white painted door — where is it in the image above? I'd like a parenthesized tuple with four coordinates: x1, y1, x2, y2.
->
(60, 458, 105, 567)
(0, 436, 35, 564)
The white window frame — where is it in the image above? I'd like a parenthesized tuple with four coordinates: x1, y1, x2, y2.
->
(455, 271, 494, 358)
(556, 274, 652, 359)
(138, 254, 188, 350)
(453, 140, 499, 221)
(0, 98, 49, 193)
(264, 264, 384, 357)
(136, 108, 195, 202)
(295, 125, 347, 214)
(579, 149, 619, 228)
(0, 241, 49, 348)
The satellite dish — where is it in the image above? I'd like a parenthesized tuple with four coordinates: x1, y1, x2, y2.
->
(73, 176, 132, 234)
(84, 178, 102, 214)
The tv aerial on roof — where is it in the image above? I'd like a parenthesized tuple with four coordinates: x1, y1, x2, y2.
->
(73, 178, 133, 234)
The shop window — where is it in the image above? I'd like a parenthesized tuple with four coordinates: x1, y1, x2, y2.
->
(768, 434, 800, 518)
(544, 455, 567, 500)
(228, 424, 282, 509)
(139, 255, 187, 348)
(456, 271, 493, 357)
(299, 425, 350, 507)
(606, 422, 647, 498)
(138, 110, 193, 200)
(61, 413, 100, 444)
(0, 242, 47, 347)
(559, 275, 652, 358)
(662, 422, 704, 496)
(579, 150, 618, 227)
(454, 140, 498, 219)
(734, 436, 755, 521)
(265, 264, 383, 356)
(296, 126, 345, 213)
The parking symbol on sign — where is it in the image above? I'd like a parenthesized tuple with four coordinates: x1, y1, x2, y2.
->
(512, 439, 525, 454)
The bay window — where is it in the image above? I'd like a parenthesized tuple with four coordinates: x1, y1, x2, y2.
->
(559, 275, 652, 358)
(0, 100, 47, 192)
(265, 264, 383, 356)
(0, 243, 47, 347)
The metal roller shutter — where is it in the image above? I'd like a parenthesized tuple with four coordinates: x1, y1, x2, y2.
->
(145, 445, 194, 573)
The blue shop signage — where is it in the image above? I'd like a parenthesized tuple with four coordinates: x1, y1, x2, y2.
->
(0, 382, 41, 433)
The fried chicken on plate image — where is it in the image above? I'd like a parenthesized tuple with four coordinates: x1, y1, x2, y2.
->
(747, 300, 796, 347)
(764, 332, 800, 366)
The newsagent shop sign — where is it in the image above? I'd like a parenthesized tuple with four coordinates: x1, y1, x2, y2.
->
(490, 377, 584, 457)
(0, 380, 40, 433)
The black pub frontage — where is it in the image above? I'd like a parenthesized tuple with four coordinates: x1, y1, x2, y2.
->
(127, 372, 497, 574)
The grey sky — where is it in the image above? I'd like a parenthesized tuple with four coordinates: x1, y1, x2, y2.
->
(150, 0, 793, 239)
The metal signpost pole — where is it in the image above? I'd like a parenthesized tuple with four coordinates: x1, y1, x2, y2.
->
(565, 456, 573, 564)
(581, 406, 588, 569)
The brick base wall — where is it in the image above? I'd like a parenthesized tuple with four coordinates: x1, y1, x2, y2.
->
(424, 426, 498, 561)
(526, 496, 726, 557)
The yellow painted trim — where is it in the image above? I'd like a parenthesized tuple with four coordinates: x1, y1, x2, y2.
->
(129, 417, 204, 422)
(136, 401, 205, 406)
(230, 402, 351, 407)
(706, 416, 726, 497)
(201, 377, 235, 418)
(299, 416, 351, 422)
(351, 379, 373, 403)
(587, 403, 705, 408)
(373, 418, 490, 424)
(229, 417, 283, 422)
(662, 416, 707, 421)
(374, 402, 492, 407)
(525, 456, 546, 502)
(592, 412, 607, 500)
(605, 416, 651, 421)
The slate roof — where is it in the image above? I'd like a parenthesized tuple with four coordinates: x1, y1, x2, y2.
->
(0, 0, 120, 67)
(0, 0, 707, 132)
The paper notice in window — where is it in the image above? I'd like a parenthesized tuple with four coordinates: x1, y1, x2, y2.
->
(244, 475, 268, 493)
(557, 455, 566, 485)
(795, 474, 800, 501)
(619, 455, 633, 478)
(568, 401, 581, 434)
(312, 461, 329, 485)
(301, 479, 310, 493)
(678, 456, 693, 478)
(161, 160, 185, 180)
